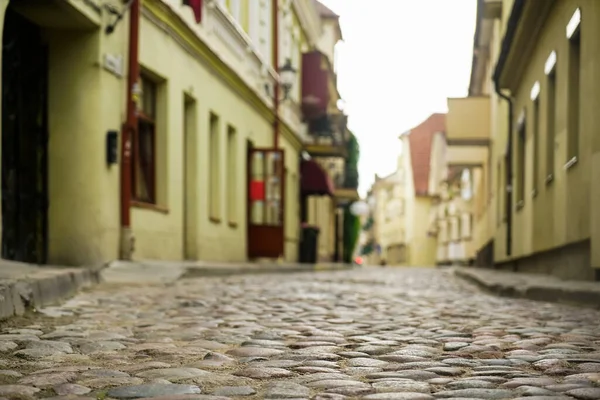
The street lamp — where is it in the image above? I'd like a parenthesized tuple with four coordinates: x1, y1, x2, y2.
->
(350, 201, 370, 217)
(279, 58, 297, 101)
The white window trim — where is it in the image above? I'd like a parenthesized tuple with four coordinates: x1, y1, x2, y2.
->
(544, 50, 557, 75)
(530, 81, 540, 101)
(566, 8, 581, 39)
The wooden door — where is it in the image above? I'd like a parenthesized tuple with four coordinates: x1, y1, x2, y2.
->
(247, 147, 285, 259)
(1, 8, 49, 264)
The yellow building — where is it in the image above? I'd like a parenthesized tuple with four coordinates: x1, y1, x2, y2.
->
(428, 0, 499, 266)
(367, 113, 444, 267)
(300, 1, 358, 263)
(452, 0, 600, 280)
(428, 168, 477, 266)
(370, 171, 406, 265)
(491, 0, 600, 280)
(0, 0, 350, 267)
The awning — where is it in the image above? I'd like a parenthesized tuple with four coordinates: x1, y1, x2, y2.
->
(301, 160, 335, 197)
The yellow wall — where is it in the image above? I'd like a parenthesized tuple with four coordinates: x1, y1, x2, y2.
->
(446, 97, 491, 140)
(307, 196, 335, 261)
(135, 10, 300, 262)
(487, 0, 600, 279)
(408, 197, 436, 266)
(0, 0, 125, 265)
(503, 2, 594, 260)
(0, 0, 304, 266)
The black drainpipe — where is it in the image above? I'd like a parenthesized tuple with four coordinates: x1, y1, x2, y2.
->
(492, 0, 524, 258)
(494, 82, 513, 258)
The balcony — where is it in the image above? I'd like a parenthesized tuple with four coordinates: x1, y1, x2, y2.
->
(302, 51, 331, 120)
(304, 113, 348, 157)
(483, 0, 502, 19)
(332, 170, 359, 201)
(446, 97, 490, 144)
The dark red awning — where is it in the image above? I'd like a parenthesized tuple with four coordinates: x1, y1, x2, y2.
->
(301, 160, 335, 197)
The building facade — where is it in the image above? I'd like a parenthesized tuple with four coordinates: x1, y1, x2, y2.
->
(300, 1, 358, 263)
(450, 0, 600, 280)
(366, 113, 445, 267)
(0, 0, 351, 267)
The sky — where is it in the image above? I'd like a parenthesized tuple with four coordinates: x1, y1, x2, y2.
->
(318, 0, 478, 196)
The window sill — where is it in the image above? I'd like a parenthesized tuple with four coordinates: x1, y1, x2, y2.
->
(210, 216, 222, 224)
(564, 156, 578, 171)
(131, 201, 169, 214)
(228, 221, 238, 228)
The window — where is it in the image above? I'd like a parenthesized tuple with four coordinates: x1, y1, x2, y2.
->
(546, 69, 556, 182)
(460, 169, 473, 200)
(209, 113, 221, 222)
(567, 11, 581, 167)
(133, 75, 157, 204)
(227, 125, 237, 225)
(532, 96, 540, 196)
(516, 113, 526, 209)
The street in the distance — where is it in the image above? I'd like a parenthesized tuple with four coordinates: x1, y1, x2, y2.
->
(1, 267, 599, 399)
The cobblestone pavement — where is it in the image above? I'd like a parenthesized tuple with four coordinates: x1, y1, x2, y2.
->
(1, 267, 600, 400)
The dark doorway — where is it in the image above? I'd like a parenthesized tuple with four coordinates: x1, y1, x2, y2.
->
(1, 7, 49, 264)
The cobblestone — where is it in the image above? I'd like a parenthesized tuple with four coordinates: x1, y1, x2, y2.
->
(1, 267, 600, 399)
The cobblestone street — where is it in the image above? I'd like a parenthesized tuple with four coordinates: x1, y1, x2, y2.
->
(1, 267, 600, 400)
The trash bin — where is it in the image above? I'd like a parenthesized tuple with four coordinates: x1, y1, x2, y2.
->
(299, 225, 320, 264)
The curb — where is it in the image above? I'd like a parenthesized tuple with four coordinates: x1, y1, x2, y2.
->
(0, 266, 103, 321)
(181, 263, 357, 278)
(453, 267, 600, 309)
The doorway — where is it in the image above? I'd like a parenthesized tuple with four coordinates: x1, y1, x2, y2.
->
(247, 142, 285, 259)
(1, 8, 49, 264)
(182, 94, 197, 260)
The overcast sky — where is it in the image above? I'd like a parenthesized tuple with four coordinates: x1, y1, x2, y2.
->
(318, 0, 477, 196)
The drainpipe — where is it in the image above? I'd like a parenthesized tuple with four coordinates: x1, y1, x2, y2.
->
(272, 0, 280, 149)
(491, 0, 524, 259)
(494, 79, 513, 258)
(120, 0, 140, 260)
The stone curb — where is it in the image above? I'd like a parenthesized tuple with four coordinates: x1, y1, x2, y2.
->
(453, 267, 600, 309)
(0, 266, 103, 321)
(181, 263, 357, 278)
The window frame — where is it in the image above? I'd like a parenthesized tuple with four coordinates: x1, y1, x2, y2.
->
(132, 75, 158, 205)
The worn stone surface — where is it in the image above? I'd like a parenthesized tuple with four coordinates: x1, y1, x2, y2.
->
(0, 268, 599, 399)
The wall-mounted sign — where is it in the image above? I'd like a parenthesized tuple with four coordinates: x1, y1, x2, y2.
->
(103, 53, 124, 78)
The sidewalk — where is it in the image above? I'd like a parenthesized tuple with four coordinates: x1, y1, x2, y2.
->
(1, 259, 355, 320)
(453, 266, 600, 309)
(0, 259, 102, 320)
(101, 259, 356, 283)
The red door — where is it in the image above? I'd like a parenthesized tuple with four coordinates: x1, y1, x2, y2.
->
(247, 148, 285, 259)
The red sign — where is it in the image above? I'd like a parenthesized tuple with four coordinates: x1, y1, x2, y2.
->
(250, 180, 265, 201)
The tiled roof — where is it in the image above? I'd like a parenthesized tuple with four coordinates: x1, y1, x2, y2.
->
(312, 0, 339, 18)
(407, 113, 446, 196)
